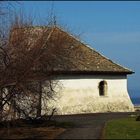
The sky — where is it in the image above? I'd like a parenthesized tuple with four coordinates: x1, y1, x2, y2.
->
(14, 1, 140, 98)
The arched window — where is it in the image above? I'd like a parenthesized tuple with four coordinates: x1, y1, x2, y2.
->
(99, 80, 107, 96)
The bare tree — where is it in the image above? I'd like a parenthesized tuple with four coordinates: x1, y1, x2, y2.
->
(0, 0, 82, 122)
(0, 1, 12, 121)
(0, 10, 76, 121)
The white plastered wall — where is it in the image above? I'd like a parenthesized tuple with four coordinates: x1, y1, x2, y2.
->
(46, 74, 134, 115)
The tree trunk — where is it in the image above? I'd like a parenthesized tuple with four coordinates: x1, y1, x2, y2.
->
(36, 82, 42, 118)
(8, 87, 16, 120)
(0, 89, 3, 121)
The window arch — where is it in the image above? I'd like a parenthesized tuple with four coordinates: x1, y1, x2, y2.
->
(99, 80, 107, 96)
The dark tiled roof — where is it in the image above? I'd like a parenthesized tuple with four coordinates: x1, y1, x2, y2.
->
(47, 27, 133, 74)
(11, 26, 134, 75)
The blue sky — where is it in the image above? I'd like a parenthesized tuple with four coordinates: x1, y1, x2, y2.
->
(15, 1, 140, 97)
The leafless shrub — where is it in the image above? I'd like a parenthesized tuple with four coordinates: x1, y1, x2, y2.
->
(0, 8, 76, 121)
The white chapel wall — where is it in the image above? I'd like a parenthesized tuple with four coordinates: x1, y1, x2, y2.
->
(45, 74, 134, 115)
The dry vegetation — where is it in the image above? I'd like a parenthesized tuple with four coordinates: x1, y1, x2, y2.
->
(0, 127, 65, 139)
(0, 2, 75, 121)
(0, 2, 75, 139)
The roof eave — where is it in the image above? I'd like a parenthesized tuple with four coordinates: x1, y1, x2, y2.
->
(50, 70, 134, 75)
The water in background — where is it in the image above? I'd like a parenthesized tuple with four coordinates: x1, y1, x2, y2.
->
(130, 97, 140, 106)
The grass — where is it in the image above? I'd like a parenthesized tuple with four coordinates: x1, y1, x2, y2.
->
(104, 116, 140, 139)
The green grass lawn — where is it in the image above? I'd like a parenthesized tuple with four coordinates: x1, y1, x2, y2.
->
(104, 116, 140, 139)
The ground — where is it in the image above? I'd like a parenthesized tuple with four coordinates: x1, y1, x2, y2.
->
(54, 112, 139, 139)
(0, 112, 139, 139)
(0, 119, 68, 139)
(0, 127, 65, 139)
